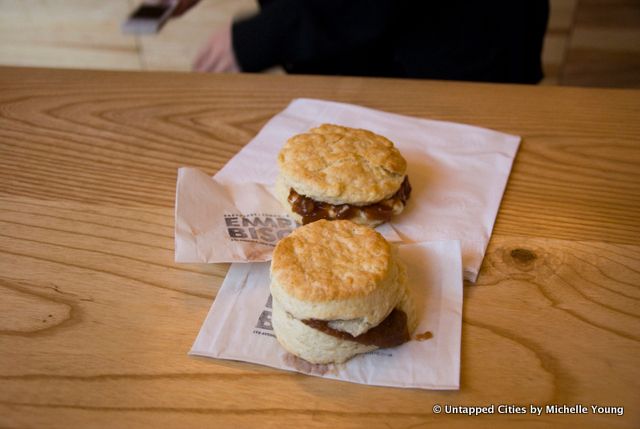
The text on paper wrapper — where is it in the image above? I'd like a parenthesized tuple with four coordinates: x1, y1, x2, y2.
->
(254, 295, 276, 338)
(225, 214, 294, 246)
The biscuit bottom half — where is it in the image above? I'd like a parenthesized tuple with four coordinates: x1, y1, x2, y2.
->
(271, 296, 414, 365)
(276, 176, 412, 227)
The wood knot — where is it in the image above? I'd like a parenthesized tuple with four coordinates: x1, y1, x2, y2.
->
(510, 248, 537, 264)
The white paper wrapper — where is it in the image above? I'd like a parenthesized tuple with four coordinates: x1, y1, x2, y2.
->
(175, 98, 519, 281)
(190, 240, 463, 390)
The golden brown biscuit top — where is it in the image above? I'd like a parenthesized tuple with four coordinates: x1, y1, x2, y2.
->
(271, 220, 392, 302)
(278, 124, 407, 204)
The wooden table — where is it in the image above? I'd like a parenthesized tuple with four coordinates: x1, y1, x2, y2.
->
(1, 67, 638, 428)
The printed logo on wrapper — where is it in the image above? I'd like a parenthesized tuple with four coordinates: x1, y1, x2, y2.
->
(224, 213, 294, 247)
(254, 295, 276, 338)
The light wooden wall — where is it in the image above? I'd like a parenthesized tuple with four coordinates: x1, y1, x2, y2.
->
(562, 0, 640, 88)
(541, 0, 578, 85)
(0, 0, 257, 71)
(0, 1, 141, 70)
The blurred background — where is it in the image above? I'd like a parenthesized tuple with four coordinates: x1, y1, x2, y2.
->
(0, 0, 638, 88)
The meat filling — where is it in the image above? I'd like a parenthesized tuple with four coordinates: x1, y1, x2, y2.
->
(288, 177, 412, 225)
(302, 308, 410, 349)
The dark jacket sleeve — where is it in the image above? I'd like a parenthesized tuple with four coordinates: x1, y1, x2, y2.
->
(231, 0, 396, 73)
(231, 0, 549, 83)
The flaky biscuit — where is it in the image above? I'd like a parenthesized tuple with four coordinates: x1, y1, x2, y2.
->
(271, 261, 417, 364)
(277, 124, 407, 205)
(271, 219, 391, 302)
(271, 297, 377, 364)
(269, 220, 416, 364)
(271, 220, 403, 327)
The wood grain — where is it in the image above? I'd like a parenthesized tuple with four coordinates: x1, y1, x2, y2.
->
(0, 67, 639, 428)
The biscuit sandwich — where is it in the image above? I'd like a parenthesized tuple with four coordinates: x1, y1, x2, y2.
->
(270, 219, 415, 364)
(275, 124, 411, 227)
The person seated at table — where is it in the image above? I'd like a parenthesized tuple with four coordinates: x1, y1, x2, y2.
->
(171, 0, 549, 84)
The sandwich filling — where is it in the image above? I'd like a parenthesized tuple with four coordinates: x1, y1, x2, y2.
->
(288, 176, 412, 225)
(302, 308, 410, 348)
